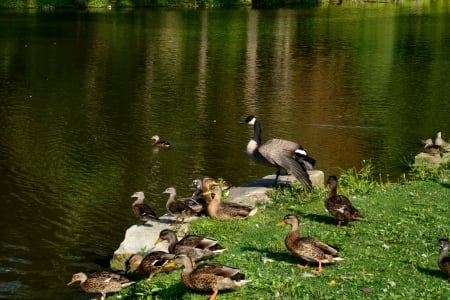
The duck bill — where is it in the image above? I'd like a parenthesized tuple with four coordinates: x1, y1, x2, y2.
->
(67, 279, 77, 286)
(275, 220, 286, 227)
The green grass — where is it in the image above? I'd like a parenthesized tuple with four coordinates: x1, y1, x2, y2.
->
(110, 164, 450, 299)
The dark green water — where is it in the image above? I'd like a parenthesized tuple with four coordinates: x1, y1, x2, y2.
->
(0, 3, 449, 299)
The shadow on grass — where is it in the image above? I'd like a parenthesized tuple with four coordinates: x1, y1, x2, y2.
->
(300, 213, 338, 226)
(416, 266, 449, 280)
(240, 246, 306, 265)
(440, 182, 450, 189)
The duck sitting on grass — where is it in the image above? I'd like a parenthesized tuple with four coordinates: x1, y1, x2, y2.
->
(174, 253, 251, 300)
(276, 215, 343, 274)
(67, 271, 134, 300)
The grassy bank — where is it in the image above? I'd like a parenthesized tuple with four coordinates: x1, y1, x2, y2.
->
(111, 163, 450, 299)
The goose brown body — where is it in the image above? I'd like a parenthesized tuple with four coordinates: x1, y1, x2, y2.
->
(276, 215, 342, 274)
(325, 176, 366, 227)
(174, 254, 251, 300)
(438, 238, 450, 280)
(67, 271, 134, 300)
(243, 115, 315, 189)
(156, 229, 226, 263)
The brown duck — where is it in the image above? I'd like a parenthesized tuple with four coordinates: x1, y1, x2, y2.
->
(163, 187, 197, 223)
(127, 251, 178, 280)
(67, 271, 134, 300)
(130, 191, 159, 223)
(325, 176, 366, 228)
(206, 184, 257, 220)
(276, 215, 343, 274)
(174, 253, 251, 300)
(156, 229, 226, 264)
(438, 238, 450, 280)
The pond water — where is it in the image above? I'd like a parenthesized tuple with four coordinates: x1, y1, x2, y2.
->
(0, 3, 449, 299)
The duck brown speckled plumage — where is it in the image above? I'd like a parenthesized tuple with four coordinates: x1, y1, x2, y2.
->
(67, 271, 134, 300)
(206, 184, 257, 220)
(438, 238, 450, 280)
(174, 253, 251, 300)
(127, 251, 178, 280)
(130, 191, 159, 224)
(156, 229, 226, 264)
(163, 187, 198, 223)
(325, 176, 366, 228)
(276, 215, 343, 274)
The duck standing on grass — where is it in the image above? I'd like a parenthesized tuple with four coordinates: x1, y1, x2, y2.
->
(130, 191, 159, 224)
(325, 176, 366, 228)
(276, 215, 343, 274)
(67, 271, 135, 300)
(174, 253, 251, 300)
(438, 238, 450, 280)
(206, 184, 257, 220)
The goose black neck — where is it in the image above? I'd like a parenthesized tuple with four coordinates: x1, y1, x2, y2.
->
(253, 119, 262, 145)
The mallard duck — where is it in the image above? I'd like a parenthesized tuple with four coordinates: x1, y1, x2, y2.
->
(325, 176, 366, 228)
(156, 229, 226, 263)
(174, 253, 251, 300)
(127, 251, 178, 280)
(130, 191, 159, 223)
(206, 184, 257, 220)
(164, 187, 197, 223)
(67, 271, 134, 300)
(276, 215, 343, 274)
(242, 115, 315, 189)
(151, 135, 171, 148)
(438, 238, 450, 280)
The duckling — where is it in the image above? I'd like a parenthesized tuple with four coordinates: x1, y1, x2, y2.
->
(130, 191, 159, 224)
(325, 176, 366, 228)
(67, 271, 134, 300)
(276, 215, 343, 274)
(151, 135, 171, 148)
(156, 229, 226, 264)
(174, 253, 251, 300)
(163, 187, 197, 223)
(127, 251, 178, 280)
(242, 115, 315, 189)
(438, 238, 450, 280)
(206, 184, 257, 220)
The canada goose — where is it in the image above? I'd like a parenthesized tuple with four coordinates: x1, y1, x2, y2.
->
(163, 187, 197, 223)
(325, 176, 366, 227)
(276, 215, 343, 274)
(242, 115, 315, 189)
(156, 229, 226, 263)
(67, 271, 135, 300)
(130, 191, 159, 223)
(438, 238, 450, 280)
(174, 254, 251, 300)
(151, 135, 171, 148)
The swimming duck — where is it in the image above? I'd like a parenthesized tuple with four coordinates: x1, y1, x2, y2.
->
(130, 191, 159, 223)
(151, 135, 171, 148)
(438, 238, 450, 280)
(156, 229, 226, 264)
(325, 176, 366, 228)
(174, 253, 251, 300)
(276, 215, 343, 274)
(67, 271, 135, 300)
(206, 184, 257, 220)
(242, 115, 315, 189)
(164, 187, 198, 223)
(127, 251, 178, 280)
